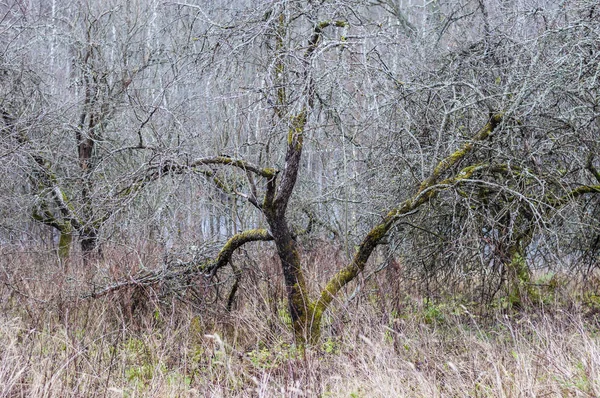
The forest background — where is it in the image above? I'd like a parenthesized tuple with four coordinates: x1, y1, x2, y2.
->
(1, 0, 600, 396)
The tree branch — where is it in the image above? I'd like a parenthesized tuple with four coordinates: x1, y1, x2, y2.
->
(586, 154, 600, 183)
(187, 156, 277, 178)
(206, 229, 273, 276)
(418, 113, 503, 192)
(549, 185, 600, 207)
(84, 229, 273, 298)
(117, 156, 277, 204)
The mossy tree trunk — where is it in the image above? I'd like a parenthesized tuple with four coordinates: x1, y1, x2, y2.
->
(255, 13, 334, 344)
(32, 205, 73, 262)
(501, 209, 535, 308)
(76, 31, 105, 263)
(261, 108, 317, 343)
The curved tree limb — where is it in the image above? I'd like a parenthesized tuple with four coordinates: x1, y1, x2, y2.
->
(117, 156, 278, 207)
(154, 156, 278, 179)
(206, 229, 273, 276)
(84, 228, 273, 299)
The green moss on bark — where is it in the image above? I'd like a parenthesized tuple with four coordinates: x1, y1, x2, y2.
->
(58, 227, 73, 260)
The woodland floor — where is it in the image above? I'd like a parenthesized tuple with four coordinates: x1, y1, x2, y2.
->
(1, 245, 599, 397)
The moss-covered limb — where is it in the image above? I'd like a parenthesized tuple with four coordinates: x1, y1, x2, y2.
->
(188, 156, 278, 178)
(32, 205, 73, 260)
(134, 157, 276, 181)
(315, 197, 420, 313)
(586, 154, 600, 183)
(316, 202, 411, 314)
(568, 184, 600, 197)
(418, 113, 503, 193)
(85, 229, 273, 299)
(173, 158, 277, 196)
(204, 229, 273, 275)
(548, 185, 600, 207)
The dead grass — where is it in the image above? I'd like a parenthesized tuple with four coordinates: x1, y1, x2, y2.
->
(0, 245, 599, 397)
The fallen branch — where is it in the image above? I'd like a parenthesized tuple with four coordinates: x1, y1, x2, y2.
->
(84, 229, 273, 299)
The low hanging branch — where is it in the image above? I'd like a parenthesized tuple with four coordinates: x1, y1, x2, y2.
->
(120, 156, 277, 194)
(84, 228, 272, 299)
(115, 155, 280, 213)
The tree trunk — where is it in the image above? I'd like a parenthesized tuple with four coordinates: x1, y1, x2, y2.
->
(266, 213, 320, 344)
(80, 225, 100, 264)
(57, 226, 73, 261)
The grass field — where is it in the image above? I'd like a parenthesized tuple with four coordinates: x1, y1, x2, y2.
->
(1, 247, 599, 397)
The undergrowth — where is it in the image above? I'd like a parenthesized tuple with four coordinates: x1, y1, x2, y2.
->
(0, 245, 599, 397)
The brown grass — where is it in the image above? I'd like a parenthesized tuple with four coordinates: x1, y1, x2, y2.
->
(0, 244, 599, 397)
